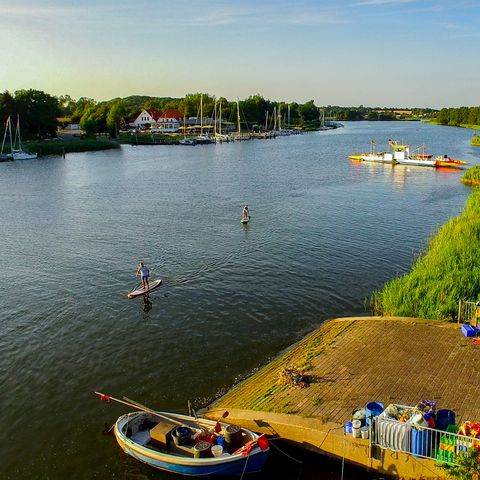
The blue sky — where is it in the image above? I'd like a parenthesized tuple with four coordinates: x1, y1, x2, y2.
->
(0, 0, 479, 107)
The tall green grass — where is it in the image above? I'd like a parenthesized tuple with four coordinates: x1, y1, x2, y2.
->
(461, 166, 480, 185)
(372, 190, 480, 320)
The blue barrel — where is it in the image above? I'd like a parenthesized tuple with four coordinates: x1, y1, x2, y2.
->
(436, 409, 455, 431)
(345, 421, 352, 434)
(365, 402, 384, 426)
(411, 427, 431, 457)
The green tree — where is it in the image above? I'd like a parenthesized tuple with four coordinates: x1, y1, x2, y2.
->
(107, 101, 126, 137)
(80, 108, 98, 137)
(299, 100, 318, 122)
(14, 89, 60, 137)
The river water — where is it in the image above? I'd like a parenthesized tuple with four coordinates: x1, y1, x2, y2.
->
(1, 122, 478, 479)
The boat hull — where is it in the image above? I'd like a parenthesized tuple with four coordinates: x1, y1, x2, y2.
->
(349, 153, 396, 164)
(117, 440, 268, 476)
(396, 158, 436, 167)
(114, 412, 269, 477)
(13, 151, 38, 160)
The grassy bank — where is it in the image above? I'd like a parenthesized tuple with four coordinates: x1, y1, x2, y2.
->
(372, 190, 480, 320)
(25, 138, 120, 155)
(461, 166, 480, 186)
(428, 120, 480, 131)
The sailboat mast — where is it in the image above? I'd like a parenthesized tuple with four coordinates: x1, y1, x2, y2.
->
(237, 99, 240, 135)
(287, 104, 290, 129)
(273, 106, 277, 131)
(9, 117, 13, 153)
(1, 116, 9, 154)
(265, 111, 268, 131)
(278, 105, 281, 131)
(213, 99, 217, 137)
(200, 94, 203, 135)
(219, 101, 222, 135)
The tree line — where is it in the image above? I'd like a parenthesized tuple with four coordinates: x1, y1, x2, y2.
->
(432, 106, 480, 127)
(0, 88, 439, 140)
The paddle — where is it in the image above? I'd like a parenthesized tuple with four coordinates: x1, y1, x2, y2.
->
(95, 391, 187, 429)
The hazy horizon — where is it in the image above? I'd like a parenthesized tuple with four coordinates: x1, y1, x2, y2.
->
(1, 0, 479, 109)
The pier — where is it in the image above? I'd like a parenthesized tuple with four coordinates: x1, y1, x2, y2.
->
(203, 317, 480, 479)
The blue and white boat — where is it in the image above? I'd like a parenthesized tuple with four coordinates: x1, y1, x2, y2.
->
(110, 406, 269, 476)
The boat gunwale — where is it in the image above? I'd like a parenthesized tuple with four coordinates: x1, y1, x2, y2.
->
(114, 411, 266, 467)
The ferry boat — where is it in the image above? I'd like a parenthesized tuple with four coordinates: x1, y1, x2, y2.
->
(350, 140, 468, 169)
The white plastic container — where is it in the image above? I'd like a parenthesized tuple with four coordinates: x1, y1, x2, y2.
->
(211, 445, 223, 457)
(361, 426, 369, 439)
(352, 420, 362, 438)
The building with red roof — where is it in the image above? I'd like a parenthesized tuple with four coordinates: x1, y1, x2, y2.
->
(129, 108, 183, 133)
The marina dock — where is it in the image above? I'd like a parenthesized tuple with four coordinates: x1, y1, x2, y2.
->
(204, 317, 480, 479)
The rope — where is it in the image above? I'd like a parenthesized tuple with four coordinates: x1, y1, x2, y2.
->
(239, 451, 250, 480)
(269, 438, 303, 464)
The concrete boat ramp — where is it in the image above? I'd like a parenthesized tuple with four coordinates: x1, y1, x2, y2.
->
(203, 317, 480, 479)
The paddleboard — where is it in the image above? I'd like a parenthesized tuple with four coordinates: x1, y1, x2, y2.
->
(127, 279, 162, 299)
(240, 217, 250, 224)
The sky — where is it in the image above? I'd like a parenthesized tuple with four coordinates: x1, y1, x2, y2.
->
(0, 0, 479, 108)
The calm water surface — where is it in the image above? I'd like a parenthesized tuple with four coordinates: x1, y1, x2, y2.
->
(1, 122, 478, 479)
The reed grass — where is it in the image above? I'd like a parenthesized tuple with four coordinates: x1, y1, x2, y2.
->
(461, 166, 480, 186)
(372, 190, 480, 320)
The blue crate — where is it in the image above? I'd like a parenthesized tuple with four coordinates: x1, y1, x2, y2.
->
(461, 324, 475, 337)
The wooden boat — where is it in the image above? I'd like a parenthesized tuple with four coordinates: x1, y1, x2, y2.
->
(96, 393, 269, 477)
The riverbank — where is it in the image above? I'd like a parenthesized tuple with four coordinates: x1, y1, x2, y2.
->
(461, 166, 480, 186)
(203, 316, 480, 479)
(24, 138, 120, 155)
(372, 189, 480, 320)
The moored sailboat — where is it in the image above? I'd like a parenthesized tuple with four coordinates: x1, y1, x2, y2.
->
(0, 116, 14, 161)
(12, 115, 37, 160)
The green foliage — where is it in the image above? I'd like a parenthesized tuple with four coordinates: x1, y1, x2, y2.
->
(439, 447, 480, 480)
(106, 101, 126, 138)
(0, 89, 60, 138)
(79, 108, 98, 138)
(372, 190, 480, 320)
(299, 100, 318, 122)
(462, 166, 480, 185)
(433, 106, 480, 127)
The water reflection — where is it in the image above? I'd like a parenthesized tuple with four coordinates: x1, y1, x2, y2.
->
(348, 159, 464, 191)
(142, 296, 153, 314)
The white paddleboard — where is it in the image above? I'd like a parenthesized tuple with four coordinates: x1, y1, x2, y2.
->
(127, 279, 162, 299)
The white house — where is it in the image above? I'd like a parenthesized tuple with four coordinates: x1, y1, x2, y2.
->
(129, 108, 183, 133)
(129, 109, 161, 128)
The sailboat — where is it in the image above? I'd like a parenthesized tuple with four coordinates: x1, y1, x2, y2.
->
(179, 113, 197, 145)
(196, 94, 213, 144)
(214, 99, 231, 143)
(1, 116, 14, 161)
(12, 115, 37, 160)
